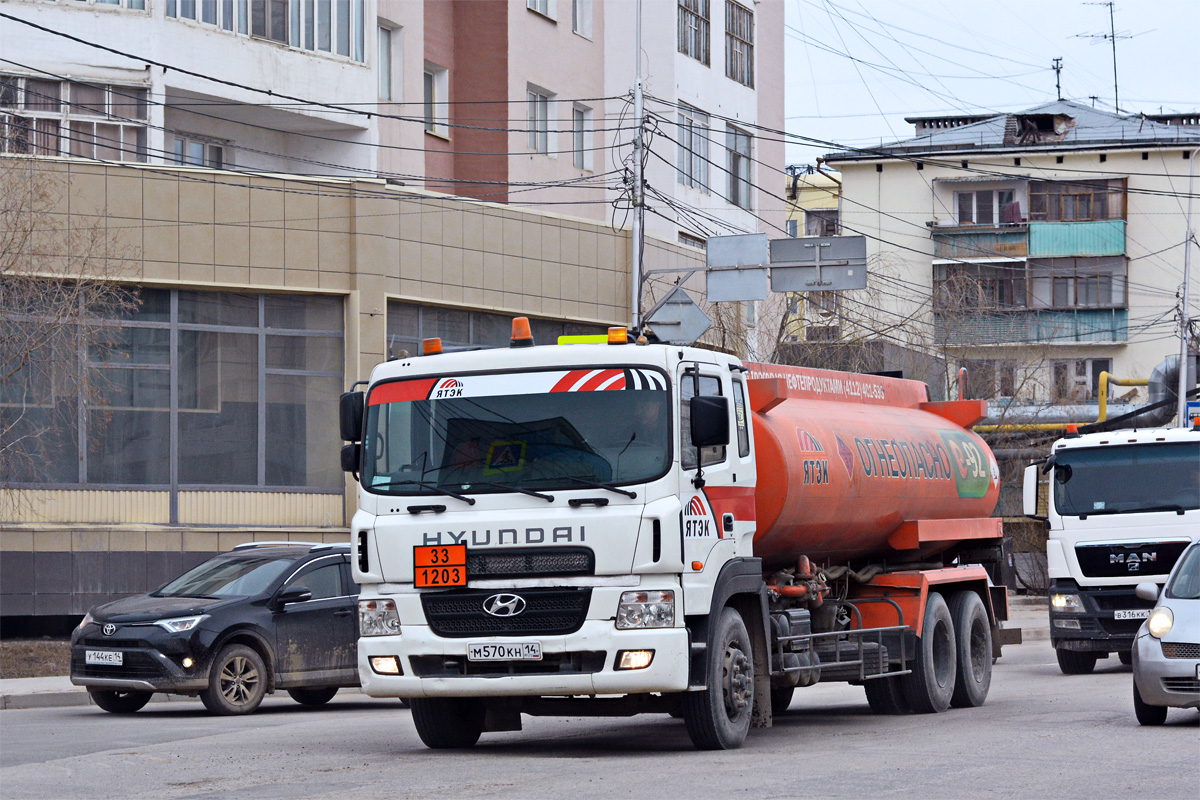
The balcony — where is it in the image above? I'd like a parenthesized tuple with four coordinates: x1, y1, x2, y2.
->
(932, 225, 1027, 260)
(1028, 221, 1125, 257)
(934, 308, 1128, 346)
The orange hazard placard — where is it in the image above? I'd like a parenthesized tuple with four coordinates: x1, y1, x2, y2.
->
(413, 544, 467, 588)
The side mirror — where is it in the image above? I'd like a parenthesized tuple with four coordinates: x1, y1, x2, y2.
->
(340, 391, 365, 442)
(1023, 464, 1045, 520)
(1135, 582, 1160, 603)
(690, 395, 730, 449)
(275, 587, 312, 606)
(341, 442, 361, 473)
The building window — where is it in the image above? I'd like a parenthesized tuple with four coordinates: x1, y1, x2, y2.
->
(954, 188, 1022, 225)
(0, 75, 147, 161)
(378, 25, 394, 101)
(386, 301, 605, 359)
(678, 232, 706, 249)
(961, 360, 1018, 400)
(527, 87, 551, 154)
(1, 289, 344, 492)
(1054, 358, 1112, 402)
(804, 209, 839, 237)
(572, 105, 592, 170)
(724, 1, 754, 87)
(66, 0, 146, 7)
(678, 0, 710, 65)
(934, 263, 1028, 311)
(527, 0, 555, 20)
(727, 124, 752, 209)
(423, 63, 448, 136)
(172, 135, 228, 168)
(571, 0, 592, 37)
(677, 105, 710, 191)
(1028, 179, 1126, 222)
(1030, 257, 1127, 309)
(166, 0, 366, 62)
(786, 219, 799, 237)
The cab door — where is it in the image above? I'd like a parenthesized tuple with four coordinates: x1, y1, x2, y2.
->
(677, 363, 739, 571)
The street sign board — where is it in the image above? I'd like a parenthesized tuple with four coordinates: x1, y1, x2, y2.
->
(707, 267, 769, 302)
(706, 233, 768, 268)
(644, 286, 712, 345)
(769, 235, 868, 293)
(1186, 400, 1200, 425)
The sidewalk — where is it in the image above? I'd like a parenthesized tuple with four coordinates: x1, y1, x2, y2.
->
(1, 599, 1051, 712)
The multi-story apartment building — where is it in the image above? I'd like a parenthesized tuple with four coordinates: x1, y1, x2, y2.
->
(825, 101, 1200, 407)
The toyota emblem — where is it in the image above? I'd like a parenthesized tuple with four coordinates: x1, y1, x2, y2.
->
(102, 623, 116, 636)
(482, 593, 526, 617)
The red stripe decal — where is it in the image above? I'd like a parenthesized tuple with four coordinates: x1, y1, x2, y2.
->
(369, 379, 437, 405)
(551, 370, 590, 392)
(579, 369, 620, 392)
(705, 486, 757, 523)
(602, 374, 627, 390)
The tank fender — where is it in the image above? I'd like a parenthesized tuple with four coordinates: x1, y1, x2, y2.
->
(684, 557, 773, 728)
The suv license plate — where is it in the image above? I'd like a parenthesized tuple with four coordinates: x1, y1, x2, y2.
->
(467, 643, 542, 662)
(85, 650, 123, 666)
(1114, 610, 1151, 620)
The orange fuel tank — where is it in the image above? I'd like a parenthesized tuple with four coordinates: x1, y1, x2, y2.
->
(744, 363, 1000, 568)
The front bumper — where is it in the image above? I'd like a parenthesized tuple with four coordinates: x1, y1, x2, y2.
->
(359, 620, 690, 698)
(70, 624, 210, 693)
(1049, 580, 1155, 653)
(1132, 633, 1200, 710)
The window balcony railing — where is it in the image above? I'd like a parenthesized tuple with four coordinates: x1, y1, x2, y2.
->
(931, 225, 1028, 260)
(1028, 221, 1125, 257)
(934, 308, 1128, 346)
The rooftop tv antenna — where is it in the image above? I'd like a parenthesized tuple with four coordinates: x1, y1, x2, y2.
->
(1052, 57, 1063, 101)
(1074, 2, 1151, 113)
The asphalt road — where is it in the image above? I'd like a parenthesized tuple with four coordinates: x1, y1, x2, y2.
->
(1, 640, 1195, 800)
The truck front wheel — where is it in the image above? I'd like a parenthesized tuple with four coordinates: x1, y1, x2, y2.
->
(902, 592, 957, 713)
(1056, 648, 1098, 675)
(410, 697, 485, 748)
(683, 607, 754, 750)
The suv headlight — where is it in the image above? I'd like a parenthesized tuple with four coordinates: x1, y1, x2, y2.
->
(1050, 593, 1084, 613)
(154, 615, 208, 633)
(359, 599, 401, 636)
(616, 590, 675, 629)
(76, 612, 93, 632)
(1147, 607, 1173, 639)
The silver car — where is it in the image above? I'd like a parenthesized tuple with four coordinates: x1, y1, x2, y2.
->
(1132, 539, 1200, 725)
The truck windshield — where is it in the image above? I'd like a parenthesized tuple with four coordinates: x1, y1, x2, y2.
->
(362, 368, 671, 495)
(1052, 442, 1200, 517)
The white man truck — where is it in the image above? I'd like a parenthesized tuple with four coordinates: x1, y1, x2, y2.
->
(340, 321, 1013, 750)
(1024, 423, 1200, 674)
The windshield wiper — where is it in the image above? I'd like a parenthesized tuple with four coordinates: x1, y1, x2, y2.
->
(563, 476, 637, 499)
(1078, 503, 1188, 519)
(370, 479, 476, 505)
(471, 481, 555, 502)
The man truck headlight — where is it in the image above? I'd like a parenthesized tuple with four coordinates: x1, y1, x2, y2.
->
(1050, 593, 1084, 613)
(616, 590, 674, 629)
(1147, 607, 1173, 639)
(359, 599, 401, 636)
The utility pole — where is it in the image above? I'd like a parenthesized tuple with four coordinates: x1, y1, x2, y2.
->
(1178, 146, 1199, 427)
(630, 0, 645, 331)
(1052, 58, 1063, 101)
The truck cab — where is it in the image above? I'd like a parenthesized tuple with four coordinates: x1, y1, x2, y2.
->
(1024, 424, 1200, 673)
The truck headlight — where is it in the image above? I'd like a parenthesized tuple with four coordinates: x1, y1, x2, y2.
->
(616, 590, 674, 629)
(359, 598, 401, 636)
(154, 615, 208, 633)
(1147, 607, 1173, 639)
(1050, 593, 1083, 613)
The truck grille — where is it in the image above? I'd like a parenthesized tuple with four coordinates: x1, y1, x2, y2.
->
(467, 548, 593, 579)
(409, 651, 606, 677)
(421, 588, 592, 638)
(1075, 541, 1188, 579)
(71, 651, 165, 681)
(1161, 642, 1200, 659)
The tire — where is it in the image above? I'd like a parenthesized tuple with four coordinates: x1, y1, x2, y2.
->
(1118, 650, 1133, 666)
(287, 687, 339, 706)
(864, 676, 910, 715)
(948, 591, 992, 708)
(683, 607, 755, 750)
(200, 644, 268, 716)
(409, 698, 485, 749)
(902, 592, 957, 714)
(770, 685, 795, 715)
(1056, 648, 1098, 675)
(89, 689, 152, 714)
(1133, 681, 1167, 726)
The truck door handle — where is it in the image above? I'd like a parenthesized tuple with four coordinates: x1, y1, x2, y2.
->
(569, 497, 609, 507)
(334, 609, 354, 617)
(723, 513, 734, 533)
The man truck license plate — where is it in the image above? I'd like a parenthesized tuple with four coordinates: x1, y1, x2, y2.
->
(413, 544, 467, 588)
(1114, 610, 1150, 620)
(467, 643, 542, 661)
(85, 650, 122, 666)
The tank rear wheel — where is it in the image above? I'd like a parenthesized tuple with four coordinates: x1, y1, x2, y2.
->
(948, 591, 992, 708)
(902, 592, 957, 713)
(683, 607, 754, 750)
(1056, 648, 1098, 675)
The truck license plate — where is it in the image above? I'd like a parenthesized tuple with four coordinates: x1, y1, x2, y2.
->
(85, 650, 123, 666)
(467, 642, 542, 662)
(1114, 610, 1150, 620)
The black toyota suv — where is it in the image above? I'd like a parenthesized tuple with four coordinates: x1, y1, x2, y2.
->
(70, 542, 359, 715)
